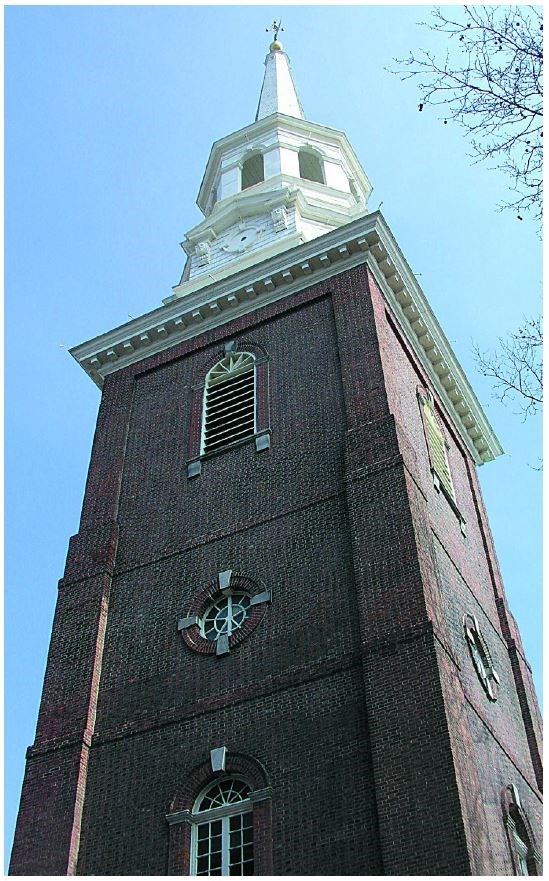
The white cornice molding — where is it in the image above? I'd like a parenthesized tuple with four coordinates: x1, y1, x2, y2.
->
(182, 184, 299, 251)
(179, 180, 365, 285)
(364, 216, 503, 464)
(70, 211, 502, 466)
(188, 176, 361, 249)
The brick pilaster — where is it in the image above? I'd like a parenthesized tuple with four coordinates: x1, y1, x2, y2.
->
(10, 371, 134, 875)
(331, 264, 492, 874)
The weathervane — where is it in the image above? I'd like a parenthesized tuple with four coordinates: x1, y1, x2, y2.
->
(266, 19, 284, 41)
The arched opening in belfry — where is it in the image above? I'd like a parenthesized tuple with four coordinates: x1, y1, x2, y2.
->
(241, 153, 265, 190)
(298, 148, 324, 184)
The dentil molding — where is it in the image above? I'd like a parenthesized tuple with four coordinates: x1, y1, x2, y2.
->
(70, 211, 503, 466)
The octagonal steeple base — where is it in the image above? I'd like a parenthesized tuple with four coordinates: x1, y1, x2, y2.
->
(176, 41, 373, 294)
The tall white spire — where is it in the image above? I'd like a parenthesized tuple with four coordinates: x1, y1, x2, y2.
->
(167, 32, 373, 295)
(255, 39, 305, 121)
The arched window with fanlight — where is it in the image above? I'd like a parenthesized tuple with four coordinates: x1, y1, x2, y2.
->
(192, 778, 254, 876)
(166, 752, 272, 875)
(201, 353, 256, 455)
(186, 345, 270, 476)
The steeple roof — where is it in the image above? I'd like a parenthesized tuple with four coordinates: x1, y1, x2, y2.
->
(255, 40, 305, 121)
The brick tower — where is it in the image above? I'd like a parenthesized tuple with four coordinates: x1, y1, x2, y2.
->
(10, 33, 542, 876)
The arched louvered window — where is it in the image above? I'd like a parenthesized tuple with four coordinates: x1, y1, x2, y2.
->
(298, 148, 325, 184)
(418, 390, 456, 502)
(202, 353, 256, 454)
(241, 153, 264, 190)
(192, 779, 254, 876)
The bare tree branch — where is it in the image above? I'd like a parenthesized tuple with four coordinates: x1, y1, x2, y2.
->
(390, 6, 543, 225)
(473, 317, 543, 418)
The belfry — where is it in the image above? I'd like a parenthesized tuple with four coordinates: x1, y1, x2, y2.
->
(10, 30, 542, 877)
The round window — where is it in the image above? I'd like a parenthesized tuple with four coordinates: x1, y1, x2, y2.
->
(178, 571, 270, 657)
(200, 593, 252, 641)
(464, 614, 500, 701)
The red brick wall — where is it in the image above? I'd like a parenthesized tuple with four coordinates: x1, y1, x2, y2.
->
(10, 261, 541, 875)
(368, 268, 542, 868)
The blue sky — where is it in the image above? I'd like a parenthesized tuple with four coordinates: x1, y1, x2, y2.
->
(5, 5, 542, 865)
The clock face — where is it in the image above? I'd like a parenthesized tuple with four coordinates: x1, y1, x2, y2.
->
(223, 224, 264, 254)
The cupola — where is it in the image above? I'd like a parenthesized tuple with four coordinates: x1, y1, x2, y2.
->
(172, 35, 373, 299)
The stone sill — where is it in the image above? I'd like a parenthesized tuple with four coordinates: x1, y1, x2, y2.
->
(187, 430, 271, 477)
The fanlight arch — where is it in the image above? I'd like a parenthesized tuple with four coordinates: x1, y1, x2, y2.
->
(194, 778, 252, 813)
(201, 353, 256, 454)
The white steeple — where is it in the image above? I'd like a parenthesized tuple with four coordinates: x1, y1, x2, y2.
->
(70, 33, 504, 470)
(255, 40, 305, 121)
(171, 34, 373, 296)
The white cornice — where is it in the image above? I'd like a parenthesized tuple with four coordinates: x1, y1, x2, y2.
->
(182, 184, 298, 250)
(186, 177, 362, 252)
(70, 212, 503, 466)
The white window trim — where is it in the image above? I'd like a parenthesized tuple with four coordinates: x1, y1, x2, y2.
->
(190, 778, 254, 877)
(420, 391, 455, 500)
(513, 831, 530, 875)
(191, 809, 252, 876)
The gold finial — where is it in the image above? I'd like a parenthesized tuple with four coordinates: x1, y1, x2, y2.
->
(266, 19, 284, 51)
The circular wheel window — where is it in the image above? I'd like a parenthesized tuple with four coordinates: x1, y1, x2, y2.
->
(464, 614, 500, 701)
(201, 593, 251, 640)
(178, 571, 270, 657)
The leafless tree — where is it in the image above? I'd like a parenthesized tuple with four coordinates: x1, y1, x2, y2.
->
(473, 317, 542, 418)
(393, 6, 543, 224)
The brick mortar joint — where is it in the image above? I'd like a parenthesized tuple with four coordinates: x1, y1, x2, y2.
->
(361, 619, 456, 665)
(463, 460, 528, 673)
(110, 487, 347, 580)
(344, 453, 404, 481)
(88, 651, 364, 748)
(361, 617, 434, 653)
(58, 565, 116, 591)
(464, 692, 542, 801)
(26, 731, 93, 760)
(496, 607, 532, 671)
(431, 531, 517, 654)
(431, 625, 461, 671)
(400, 455, 430, 505)
(344, 411, 397, 432)
(25, 651, 364, 759)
